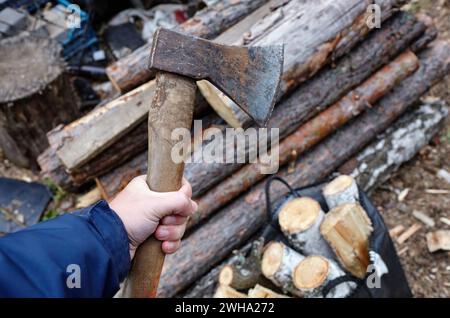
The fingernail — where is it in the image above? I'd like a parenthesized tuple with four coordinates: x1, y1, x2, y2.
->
(158, 228, 168, 239)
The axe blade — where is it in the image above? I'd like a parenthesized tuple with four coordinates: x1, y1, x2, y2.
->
(150, 28, 284, 126)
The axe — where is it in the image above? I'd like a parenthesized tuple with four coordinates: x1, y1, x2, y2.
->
(122, 28, 283, 297)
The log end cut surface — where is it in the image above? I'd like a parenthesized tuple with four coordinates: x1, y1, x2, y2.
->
(279, 197, 321, 234)
(293, 256, 329, 290)
(0, 34, 64, 103)
(323, 175, 355, 196)
(261, 242, 284, 278)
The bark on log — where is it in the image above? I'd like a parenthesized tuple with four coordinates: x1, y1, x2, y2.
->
(188, 50, 418, 229)
(198, 0, 407, 128)
(278, 197, 334, 259)
(320, 203, 373, 278)
(339, 100, 449, 193)
(261, 241, 304, 296)
(0, 34, 80, 168)
(97, 12, 427, 199)
(106, 0, 269, 93)
(218, 238, 264, 290)
(293, 256, 355, 298)
(156, 41, 450, 297)
(323, 175, 360, 209)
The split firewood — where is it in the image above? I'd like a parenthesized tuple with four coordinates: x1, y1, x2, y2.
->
(341, 100, 449, 193)
(0, 34, 80, 168)
(218, 238, 264, 290)
(426, 230, 450, 253)
(156, 41, 450, 298)
(261, 241, 305, 296)
(213, 285, 248, 298)
(278, 197, 334, 259)
(323, 175, 360, 209)
(293, 256, 356, 298)
(396, 223, 422, 244)
(97, 12, 428, 200)
(106, 0, 268, 93)
(413, 210, 435, 227)
(320, 203, 373, 278)
(389, 225, 405, 239)
(248, 284, 289, 298)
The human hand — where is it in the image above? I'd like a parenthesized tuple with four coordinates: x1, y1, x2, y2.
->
(109, 175, 197, 259)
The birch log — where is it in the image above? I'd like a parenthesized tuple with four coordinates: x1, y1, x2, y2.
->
(261, 242, 304, 296)
(97, 12, 427, 199)
(320, 203, 373, 278)
(340, 100, 449, 193)
(293, 256, 355, 298)
(106, 0, 269, 93)
(278, 197, 334, 259)
(323, 175, 360, 209)
(155, 41, 450, 298)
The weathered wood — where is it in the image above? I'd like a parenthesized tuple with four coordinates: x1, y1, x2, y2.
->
(98, 12, 427, 199)
(106, 0, 269, 93)
(0, 34, 80, 168)
(199, 0, 407, 128)
(188, 50, 418, 229)
(156, 41, 450, 297)
(320, 203, 373, 278)
(426, 230, 450, 253)
(340, 100, 449, 193)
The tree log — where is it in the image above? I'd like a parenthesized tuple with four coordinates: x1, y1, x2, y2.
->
(278, 197, 334, 259)
(198, 0, 407, 128)
(188, 49, 418, 229)
(320, 203, 373, 278)
(248, 284, 288, 298)
(261, 241, 304, 296)
(106, 0, 269, 93)
(323, 175, 360, 209)
(218, 238, 264, 290)
(339, 100, 449, 193)
(155, 41, 450, 297)
(97, 12, 427, 199)
(293, 256, 355, 298)
(0, 34, 80, 168)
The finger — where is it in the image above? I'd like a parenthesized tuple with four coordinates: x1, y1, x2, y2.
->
(152, 192, 193, 218)
(155, 224, 186, 241)
(162, 240, 181, 254)
(161, 215, 187, 226)
(179, 178, 192, 198)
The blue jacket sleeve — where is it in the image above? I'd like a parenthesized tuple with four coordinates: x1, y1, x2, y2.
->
(0, 200, 130, 297)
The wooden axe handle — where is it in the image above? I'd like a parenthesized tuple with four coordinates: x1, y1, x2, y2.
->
(123, 72, 196, 297)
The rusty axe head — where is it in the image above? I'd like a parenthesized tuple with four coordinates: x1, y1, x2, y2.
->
(149, 28, 284, 127)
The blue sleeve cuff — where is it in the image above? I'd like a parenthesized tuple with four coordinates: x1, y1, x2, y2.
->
(74, 200, 131, 282)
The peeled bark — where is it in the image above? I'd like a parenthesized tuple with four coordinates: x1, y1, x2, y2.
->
(106, 0, 269, 93)
(340, 100, 449, 193)
(0, 34, 80, 168)
(278, 197, 334, 259)
(188, 50, 418, 228)
(320, 203, 373, 278)
(323, 175, 360, 209)
(156, 41, 450, 297)
(97, 12, 427, 199)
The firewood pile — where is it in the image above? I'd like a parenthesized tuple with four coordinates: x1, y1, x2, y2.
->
(17, 0, 449, 297)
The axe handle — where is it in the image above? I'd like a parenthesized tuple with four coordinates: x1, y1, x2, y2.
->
(122, 72, 196, 298)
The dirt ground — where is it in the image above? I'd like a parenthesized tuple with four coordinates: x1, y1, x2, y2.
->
(370, 0, 450, 298)
(0, 0, 449, 297)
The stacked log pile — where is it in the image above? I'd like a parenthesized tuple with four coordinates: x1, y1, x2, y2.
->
(33, 0, 450, 297)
